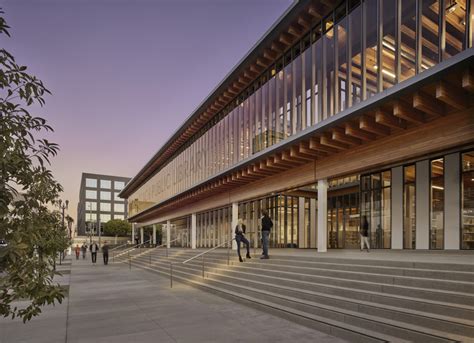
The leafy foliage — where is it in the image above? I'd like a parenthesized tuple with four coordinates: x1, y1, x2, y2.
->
(0, 8, 68, 322)
(103, 219, 131, 237)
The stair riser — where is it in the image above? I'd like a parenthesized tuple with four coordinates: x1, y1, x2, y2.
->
(206, 277, 452, 343)
(205, 272, 474, 337)
(238, 260, 474, 282)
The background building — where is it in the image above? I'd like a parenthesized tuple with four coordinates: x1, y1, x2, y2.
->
(77, 173, 131, 236)
(120, 0, 474, 251)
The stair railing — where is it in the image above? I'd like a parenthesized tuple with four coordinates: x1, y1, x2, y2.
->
(127, 238, 179, 268)
(170, 238, 234, 288)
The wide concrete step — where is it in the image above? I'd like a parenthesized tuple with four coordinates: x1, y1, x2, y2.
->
(132, 256, 474, 341)
(130, 258, 461, 343)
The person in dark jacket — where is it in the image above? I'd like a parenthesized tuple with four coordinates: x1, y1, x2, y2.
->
(235, 219, 251, 262)
(260, 210, 273, 259)
(102, 241, 110, 265)
(90, 241, 99, 263)
(360, 216, 370, 252)
(81, 243, 87, 259)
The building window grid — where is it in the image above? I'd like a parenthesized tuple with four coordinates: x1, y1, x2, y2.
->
(129, 0, 472, 216)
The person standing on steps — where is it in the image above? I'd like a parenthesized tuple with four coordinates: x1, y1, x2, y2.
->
(81, 242, 87, 259)
(235, 218, 251, 263)
(260, 210, 273, 259)
(360, 216, 370, 252)
(90, 241, 99, 264)
(102, 241, 110, 265)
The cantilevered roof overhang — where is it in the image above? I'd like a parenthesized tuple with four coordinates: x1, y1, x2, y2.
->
(120, 0, 336, 199)
(128, 49, 474, 223)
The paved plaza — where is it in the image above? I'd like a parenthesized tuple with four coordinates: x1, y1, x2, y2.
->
(0, 254, 344, 343)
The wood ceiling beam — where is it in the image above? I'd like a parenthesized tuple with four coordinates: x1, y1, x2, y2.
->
(250, 64, 264, 74)
(266, 158, 288, 171)
(393, 101, 425, 124)
(244, 70, 258, 79)
(256, 57, 271, 68)
(263, 49, 277, 61)
(271, 41, 286, 53)
(297, 14, 312, 30)
(281, 150, 307, 164)
(309, 136, 338, 154)
(436, 81, 468, 110)
(308, 5, 323, 19)
(290, 145, 315, 161)
(332, 127, 362, 146)
(360, 115, 390, 135)
(279, 32, 294, 46)
(462, 68, 474, 92)
(374, 109, 407, 129)
(288, 25, 304, 37)
(273, 154, 297, 168)
(299, 140, 325, 158)
(413, 91, 445, 117)
(345, 122, 376, 141)
(320, 133, 349, 150)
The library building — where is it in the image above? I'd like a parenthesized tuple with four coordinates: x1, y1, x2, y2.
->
(120, 0, 474, 251)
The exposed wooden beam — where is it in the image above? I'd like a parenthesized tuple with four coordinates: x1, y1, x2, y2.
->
(274, 154, 297, 168)
(360, 115, 390, 135)
(462, 69, 474, 92)
(244, 70, 257, 79)
(309, 137, 338, 154)
(282, 150, 307, 164)
(290, 145, 315, 161)
(320, 133, 349, 150)
(266, 157, 288, 171)
(279, 32, 293, 46)
(288, 25, 303, 37)
(308, 5, 323, 19)
(393, 101, 425, 124)
(374, 109, 407, 129)
(256, 57, 271, 68)
(344, 122, 376, 141)
(436, 81, 468, 110)
(263, 49, 277, 61)
(297, 14, 312, 30)
(413, 91, 445, 117)
(299, 141, 325, 157)
(332, 127, 361, 146)
(239, 75, 251, 85)
(250, 64, 264, 74)
(271, 41, 286, 53)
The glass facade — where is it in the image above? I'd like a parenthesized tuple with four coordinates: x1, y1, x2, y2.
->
(86, 178, 97, 188)
(100, 203, 111, 212)
(403, 165, 416, 249)
(430, 158, 444, 249)
(86, 190, 97, 200)
(462, 151, 474, 250)
(100, 191, 111, 201)
(100, 180, 111, 189)
(114, 181, 125, 190)
(129, 0, 473, 218)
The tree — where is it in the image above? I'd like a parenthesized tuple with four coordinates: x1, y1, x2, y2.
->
(0, 9, 68, 322)
(103, 219, 131, 241)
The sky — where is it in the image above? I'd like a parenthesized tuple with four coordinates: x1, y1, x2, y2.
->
(2, 0, 292, 225)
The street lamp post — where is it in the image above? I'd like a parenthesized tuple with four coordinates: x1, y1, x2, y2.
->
(58, 199, 69, 265)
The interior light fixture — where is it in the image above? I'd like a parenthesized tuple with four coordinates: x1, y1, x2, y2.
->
(446, 2, 457, 14)
(373, 65, 396, 79)
(432, 185, 444, 190)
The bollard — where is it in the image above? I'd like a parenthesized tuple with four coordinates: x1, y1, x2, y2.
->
(170, 263, 173, 288)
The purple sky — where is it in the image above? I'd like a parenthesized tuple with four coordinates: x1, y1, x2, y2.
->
(3, 0, 292, 225)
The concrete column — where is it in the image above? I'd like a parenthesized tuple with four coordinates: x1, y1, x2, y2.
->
(131, 223, 135, 244)
(166, 220, 171, 249)
(445, 153, 460, 250)
(310, 198, 317, 248)
(416, 160, 430, 249)
(152, 224, 156, 245)
(140, 227, 144, 244)
(298, 197, 306, 248)
(317, 179, 328, 252)
(391, 166, 404, 249)
(191, 213, 197, 249)
(231, 202, 238, 250)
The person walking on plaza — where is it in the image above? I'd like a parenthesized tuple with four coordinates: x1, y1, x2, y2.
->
(260, 210, 273, 259)
(235, 219, 251, 263)
(90, 241, 99, 263)
(360, 216, 370, 252)
(81, 243, 87, 259)
(74, 244, 80, 260)
(102, 241, 110, 265)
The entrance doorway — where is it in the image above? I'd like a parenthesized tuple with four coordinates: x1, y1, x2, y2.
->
(328, 193, 360, 248)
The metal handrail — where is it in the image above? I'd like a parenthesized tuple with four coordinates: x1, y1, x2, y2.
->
(170, 238, 234, 288)
(109, 241, 132, 252)
(126, 238, 179, 268)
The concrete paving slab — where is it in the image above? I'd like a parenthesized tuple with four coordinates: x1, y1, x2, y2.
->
(0, 255, 346, 343)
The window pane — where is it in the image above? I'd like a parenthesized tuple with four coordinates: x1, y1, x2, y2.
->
(114, 203, 125, 213)
(400, 0, 417, 81)
(324, 27, 335, 118)
(404, 165, 416, 249)
(86, 178, 97, 188)
(100, 191, 111, 200)
(365, 0, 379, 98)
(350, 5, 363, 105)
(462, 151, 474, 250)
(86, 190, 97, 199)
(114, 192, 122, 201)
(294, 55, 303, 132)
(114, 214, 125, 220)
(303, 43, 312, 127)
(100, 214, 111, 222)
(382, 0, 397, 89)
(85, 212, 96, 222)
(336, 17, 348, 112)
(85, 201, 97, 211)
(100, 203, 111, 212)
(114, 181, 125, 190)
(100, 180, 111, 189)
(431, 158, 444, 249)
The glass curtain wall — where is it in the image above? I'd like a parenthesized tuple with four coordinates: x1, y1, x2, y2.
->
(196, 207, 231, 248)
(129, 0, 473, 217)
(462, 151, 474, 250)
(430, 158, 444, 249)
(403, 165, 416, 249)
(328, 192, 360, 249)
(360, 171, 391, 249)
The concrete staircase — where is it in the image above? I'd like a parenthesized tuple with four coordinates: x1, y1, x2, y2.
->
(114, 249, 474, 342)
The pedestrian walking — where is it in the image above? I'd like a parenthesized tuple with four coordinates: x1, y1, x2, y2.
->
(90, 241, 99, 263)
(74, 244, 80, 260)
(81, 243, 87, 259)
(102, 241, 110, 265)
(260, 210, 273, 259)
(235, 219, 251, 263)
(360, 216, 370, 252)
